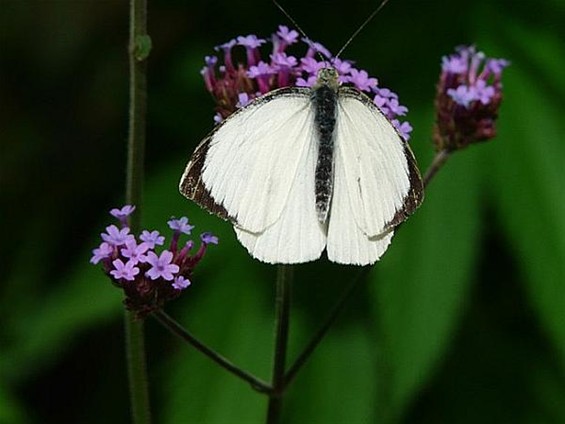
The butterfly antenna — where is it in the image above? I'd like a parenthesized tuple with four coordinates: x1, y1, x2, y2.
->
(335, 0, 392, 59)
(272, 0, 327, 64)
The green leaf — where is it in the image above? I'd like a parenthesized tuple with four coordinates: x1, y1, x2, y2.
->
(480, 18, 565, 370)
(285, 323, 378, 424)
(372, 112, 483, 419)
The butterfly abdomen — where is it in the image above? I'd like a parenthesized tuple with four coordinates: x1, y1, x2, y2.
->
(312, 83, 338, 223)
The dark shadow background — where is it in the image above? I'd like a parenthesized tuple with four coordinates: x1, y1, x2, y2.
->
(1, 0, 565, 423)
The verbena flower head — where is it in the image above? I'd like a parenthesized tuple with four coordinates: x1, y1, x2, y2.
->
(434, 45, 510, 151)
(91, 205, 218, 318)
(201, 25, 413, 140)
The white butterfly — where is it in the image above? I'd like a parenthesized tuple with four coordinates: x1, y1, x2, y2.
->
(180, 67, 423, 265)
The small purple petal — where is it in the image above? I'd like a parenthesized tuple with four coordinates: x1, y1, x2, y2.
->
(201, 232, 219, 245)
(168, 217, 195, 235)
(91, 242, 114, 264)
(236, 35, 266, 49)
(271, 52, 298, 69)
(101, 225, 135, 247)
(392, 120, 413, 140)
(296, 75, 318, 87)
(347, 69, 378, 92)
(110, 259, 140, 281)
(236, 92, 251, 108)
(110, 205, 136, 220)
(276, 25, 299, 45)
(331, 58, 353, 76)
(121, 239, 150, 264)
(248, 61, 273, 78)
(447, 84, 476, 108)
(139, 230, 165, 248)
(387, 98, 408, 116)
(145, 251, 180, 281)
(172, 275, 191, 290)
(300, 57, 324, 75)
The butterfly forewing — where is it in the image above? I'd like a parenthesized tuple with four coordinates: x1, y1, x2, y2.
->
(333, 88, 421, 237)
(180, 88, 316, 233)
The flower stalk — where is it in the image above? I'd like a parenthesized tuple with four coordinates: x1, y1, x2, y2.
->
(125, 0, 151, 421)
(266, 265, 293, 424)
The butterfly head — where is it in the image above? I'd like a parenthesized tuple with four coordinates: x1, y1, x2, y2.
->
(313, 67, 340, 91)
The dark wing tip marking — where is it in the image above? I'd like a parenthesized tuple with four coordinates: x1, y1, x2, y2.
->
(179, 136, 231, 221)
(385, 144, 424, 229)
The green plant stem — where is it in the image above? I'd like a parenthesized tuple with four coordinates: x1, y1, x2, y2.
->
(266, 265, 293, 424)
(152, 310, 272, 393)
(124, 0, 151, 422)
(284, 267, 369, 387)
(423, 149, 451, 188)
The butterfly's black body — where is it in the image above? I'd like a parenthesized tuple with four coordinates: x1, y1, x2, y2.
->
(311, 83, 338, 223)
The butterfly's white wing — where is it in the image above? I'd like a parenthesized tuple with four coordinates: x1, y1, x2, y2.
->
(234, 131, 326, 263)
(326, 88, 421, 265)
(181, 87, 327, 263)
(181, 88, 316, 233)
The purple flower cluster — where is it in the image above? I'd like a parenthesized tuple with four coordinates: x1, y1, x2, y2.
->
(434, 45, 510, 151)
(201, 25, 413, 140)
(91, 205, 218, 317)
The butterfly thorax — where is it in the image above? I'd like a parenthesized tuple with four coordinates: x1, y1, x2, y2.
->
(311, 67, 339, 223)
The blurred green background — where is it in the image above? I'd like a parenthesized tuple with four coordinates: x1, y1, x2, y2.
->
(1, 0, 564, 423)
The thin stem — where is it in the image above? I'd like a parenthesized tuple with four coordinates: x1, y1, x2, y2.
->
(124, 0, 151, 422)
(284, 267, 369, 387)
(152, 310, 272, 393)
(423, 149, 451, 188)
(266, 265, 293, 424)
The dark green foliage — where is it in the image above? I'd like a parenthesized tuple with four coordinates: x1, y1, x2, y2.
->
(1, 0, 564, 422)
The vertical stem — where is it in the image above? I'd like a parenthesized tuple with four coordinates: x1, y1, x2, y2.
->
(266, 265, 293, 424)
(423, 149, 451, 188)
(125, 0, 151, 422)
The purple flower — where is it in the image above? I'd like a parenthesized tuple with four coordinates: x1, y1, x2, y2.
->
(201, 25, 413, 143)
(139, 230, 165, 248)
(237, 35, 266, 49)
(91, 242, 114, 264)
(434, 45, 509, 151)
(387, 98, 408, 116)
(392, 120, 413, 141)
(145, 251, 179, 281)
(110, 205, 136, 221)
(101, 225, 135, 246)
(168, 217, 194, 235)
(121, 239, 150, 264)
(271, 52, 298, 69)
(201, 232, 219, 245)
(332, 58, 353, 82)
(300, 57, 324, 75)
(296, 75, 318, 87)
(236, 92, 251, 108)
(347, 69, 378, 92)
(447, 85, 475, 108)
(91, 208, 217, 318)
(110, 259, 140, 281)
(172, 276, 191, 290)
(276, 25, 299, 45)
(248, 61, 273, 78)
